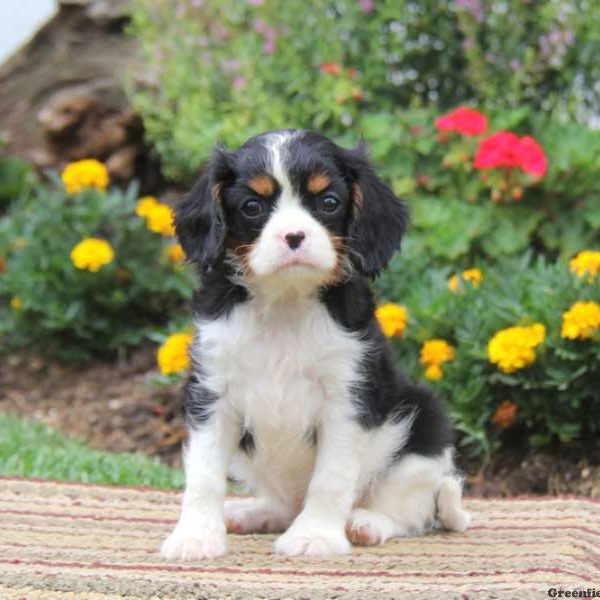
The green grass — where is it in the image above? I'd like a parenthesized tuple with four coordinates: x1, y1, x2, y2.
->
(0, 413, 184, 489)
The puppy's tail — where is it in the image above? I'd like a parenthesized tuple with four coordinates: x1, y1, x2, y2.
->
(437, 475, 471, 532)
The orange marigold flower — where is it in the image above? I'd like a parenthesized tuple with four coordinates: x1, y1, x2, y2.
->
(0, 256, 5, 274)
(420, 339, 455, 381)
(492, 400, 518, 428)
(320, 62, 342, 75)
(569, 250, 600, 281)
(376, 303, 408, 337)
(167, 243, 186, 263)
(561, 301, 600, 340)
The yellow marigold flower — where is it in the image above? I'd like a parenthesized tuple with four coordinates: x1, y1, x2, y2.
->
(448, 268, 483, 292)
(135, 196, 159, 218)
(425, 364, 443, 381)
(561, 301, 600, 340)
(10, 296, 23, 311)
(146, 203, 175, 236)
(61, 159, 109, 195)
(11, 237, 28, 251)
(167, 243, 186, 263)
(157, 332, 193, 375)
(70, 238, 115, 272)
(488, 323, 546, 373)
(491, 400, 518, 428)
(420, 339, 455, 381)
(569, 250, 600, 281)
(376, 303, 408, 337)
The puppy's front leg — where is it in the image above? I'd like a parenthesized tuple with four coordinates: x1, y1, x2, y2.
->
(275, 408, 364, 556)
(161, 410, 237, 561)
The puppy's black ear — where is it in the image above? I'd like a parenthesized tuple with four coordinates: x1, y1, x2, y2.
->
(175, 148, 234, 272)
(343, 144, 408, 278)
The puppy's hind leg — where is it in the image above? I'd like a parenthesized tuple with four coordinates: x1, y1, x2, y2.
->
(225, 497, 293, 534)
(346, 451, 469, 546)
(436, 474, 471, 532)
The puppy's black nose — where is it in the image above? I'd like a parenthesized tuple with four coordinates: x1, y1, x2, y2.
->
(285, 231, 305, 250)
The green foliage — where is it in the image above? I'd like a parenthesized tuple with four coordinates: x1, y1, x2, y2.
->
(0, 176, 194, 360)
(0, 413, 183, 488)
(0, 154, 37, 211)
(129, 0, 600, 179)
(365, 107, 600, 263)
(376, 245, 600, 458)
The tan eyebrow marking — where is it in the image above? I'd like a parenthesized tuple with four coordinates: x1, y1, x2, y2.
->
(307, 173, 332, 194)
(247, 175, 276, 197)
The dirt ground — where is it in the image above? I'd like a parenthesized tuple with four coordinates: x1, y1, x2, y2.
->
(1, 349, 599, 498)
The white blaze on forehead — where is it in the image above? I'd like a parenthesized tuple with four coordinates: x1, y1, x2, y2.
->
(264, 131, 298, 209)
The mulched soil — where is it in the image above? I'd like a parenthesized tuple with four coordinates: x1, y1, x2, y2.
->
(1, 349, 599, 497)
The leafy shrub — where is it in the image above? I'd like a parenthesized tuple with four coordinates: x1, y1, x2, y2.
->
(129, 0, 600, 179)
(375, 244, 600, 457)
(0, 165, 194, 360)
(0, 154, 37, 211)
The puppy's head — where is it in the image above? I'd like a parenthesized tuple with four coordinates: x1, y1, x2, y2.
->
(176, 130, 407, 292)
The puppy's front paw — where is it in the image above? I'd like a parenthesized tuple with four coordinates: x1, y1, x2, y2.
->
(275, 523, 351, 557)
(161, 522, 227, 561)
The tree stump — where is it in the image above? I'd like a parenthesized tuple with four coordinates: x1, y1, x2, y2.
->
(0, 0, 161, 189)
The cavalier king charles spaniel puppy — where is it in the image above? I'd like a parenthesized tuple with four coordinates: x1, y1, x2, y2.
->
(161, 129, 470, 560)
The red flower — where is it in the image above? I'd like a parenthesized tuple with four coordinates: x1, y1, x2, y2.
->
(517, 136, 548, 177)
(473, 131, 521, 169)
(435, 106, 488, 136)
(320, 62, 342, 75)
(474, 131, 548, 177)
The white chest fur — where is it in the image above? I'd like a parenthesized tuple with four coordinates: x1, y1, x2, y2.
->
(192, 296, 364, 505)
(194, 296, 364, 434)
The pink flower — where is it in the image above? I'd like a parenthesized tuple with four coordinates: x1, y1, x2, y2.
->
(359, 0, 375, 13)
(435, 106, 488, 136)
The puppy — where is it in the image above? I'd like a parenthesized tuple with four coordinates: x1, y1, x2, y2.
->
(161, 129, 470, 560)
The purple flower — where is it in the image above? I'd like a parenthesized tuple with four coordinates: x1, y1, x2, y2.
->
(232, 76, 247, 90)
(510, 58, 522, 71)
(454, 0, 484, 23)
(264, 39, 276, 55)
(253, 18, 268, 34)
(248, 0, 264, 5)
(191, 0, 204, 7)
(359, 0, 374, 13)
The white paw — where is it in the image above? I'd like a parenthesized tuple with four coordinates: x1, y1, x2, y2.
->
(224, 498, 289, 534)
(161, 522, 227, 561)
(346, 508, 397, 546)
(275, 524, 351, 557)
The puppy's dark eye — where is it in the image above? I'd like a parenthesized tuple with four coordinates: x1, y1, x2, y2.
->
(319, 195, 340, 214)
(241, 199, 263, 218)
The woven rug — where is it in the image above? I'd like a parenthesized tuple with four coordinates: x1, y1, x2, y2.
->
(1, 477, 598, 599)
